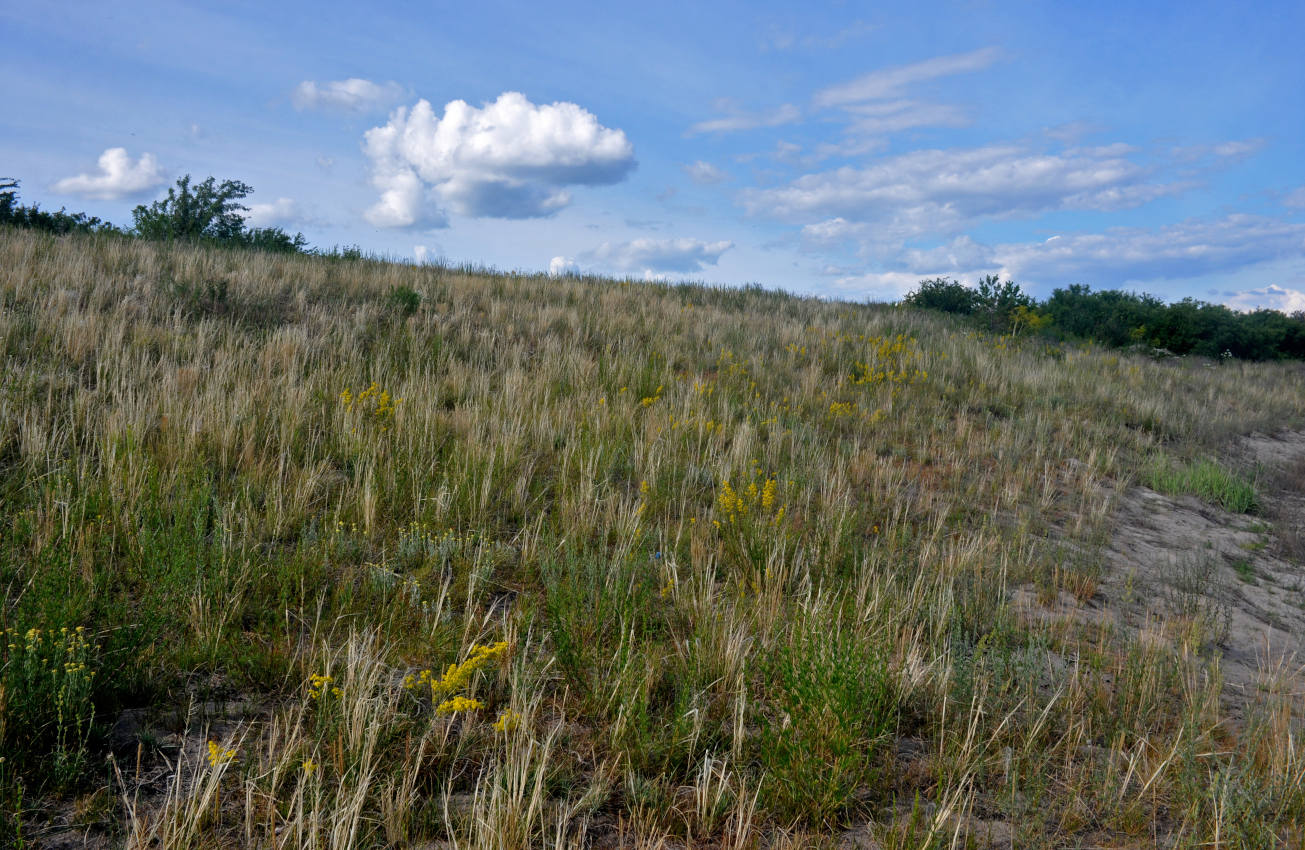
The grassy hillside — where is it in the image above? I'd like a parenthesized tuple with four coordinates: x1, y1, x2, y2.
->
(3, 229, 1305, 848)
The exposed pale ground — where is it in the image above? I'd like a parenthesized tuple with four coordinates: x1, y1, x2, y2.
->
(1018, 431, 1305, 702)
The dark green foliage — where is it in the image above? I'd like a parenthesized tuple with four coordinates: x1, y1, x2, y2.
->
(905, 275, 1034, 332)
(130, 174, 309, 253)
(0, 177, 118, 236)
(243, 226, 309, 254)
(321, 244, 365, 261)
(1045, 284, 1305, 360)
(132, 175, 252, 241)
(903, 277, 979, 315)
(906, 277, 1305, 361)
(0, 177, 16, 218)
(973, 274, 1035, 331)
(389, 285, 422, 317)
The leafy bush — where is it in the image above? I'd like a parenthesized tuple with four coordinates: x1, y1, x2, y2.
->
(389, 285, 422, 317)
(759, 617, 897, 826)
(903, 277, 978, 315)
(132, 175, 252, 242)
(131, 174, 307, 252)
(904, 275, 1035, 332)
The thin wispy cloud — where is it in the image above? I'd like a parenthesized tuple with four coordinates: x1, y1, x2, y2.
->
(840, 100, 970, 136)
(761, 20, 876, 51)
(813, 47, 1003, 108)
(51, 147, 166, 200)
(830, 214, 1305, 301)
(293, 78, 404, 113)
(683, 160, 729, 184)
(748, 143, 1182, 240)
(686, 101, 801, 135)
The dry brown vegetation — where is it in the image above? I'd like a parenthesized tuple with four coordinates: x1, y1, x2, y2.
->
(2, 228, 1305, 848)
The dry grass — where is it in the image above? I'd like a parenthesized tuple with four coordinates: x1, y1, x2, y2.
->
(3, 228, 1305, 847)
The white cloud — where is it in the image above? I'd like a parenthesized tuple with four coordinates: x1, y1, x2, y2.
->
(316, 156, 335, 171)
(362, 92, 635, 226)
(827, 271, 931, 302)
(293, 78, 404, 113)
(683, 160, 729, 184)
(52, 148, 166, 200)
(987, 215, 1305, 284)
(1283, 186, 1305, 208)
(1222, 284, 1305, 314)
(844, 215, 1305, 291)
(686, 102, 802, 135)
(762, 20, 876, 51)
(746, 143, 1185, 247)
(244, 197, 301, 228)
(1212, 139, 1265, 159)
(813, 47, 1003, 108)
(840, 100, 969, 136)
(818, 215, 1305, 303)
(548, 256, 579, 277)
(413, 245, 430, 263)
(586, 237, 733, 274)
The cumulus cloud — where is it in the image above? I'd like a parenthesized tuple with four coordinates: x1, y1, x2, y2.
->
(293, 78, 404, 113)
(52, 148, 166, 200)
(746, 143, 1187, 246)
(683, 160, 729, 184)
(813, 47, 1002, 108)
(362, 92, 636, 226)
(686, 102, 802, 135)
(244, 197, 301, 228)
(1222, 284, 1305, 314)
(548, 256, 579, 277)
(586, 237, 733, 274)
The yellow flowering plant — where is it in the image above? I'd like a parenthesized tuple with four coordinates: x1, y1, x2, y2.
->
(339, 381, 402, 432)
(0, 625, 98, 786)
(403, 641, 509, 719)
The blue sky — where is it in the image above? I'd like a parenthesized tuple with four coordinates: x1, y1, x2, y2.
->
(4, 0, 1305, 310)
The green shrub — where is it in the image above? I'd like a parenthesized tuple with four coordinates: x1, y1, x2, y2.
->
(389, 286, 422, 317)
(759, 616, 897, 826)
(903, 277, 977, 315)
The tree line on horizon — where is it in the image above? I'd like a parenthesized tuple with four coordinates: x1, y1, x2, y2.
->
(905, 275, 1305, 363)
(0, 174, 319, 255)
(5, 174, 1304, 362)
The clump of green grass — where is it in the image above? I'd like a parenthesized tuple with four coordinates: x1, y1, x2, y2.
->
(1145, 456, 1258, 513)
